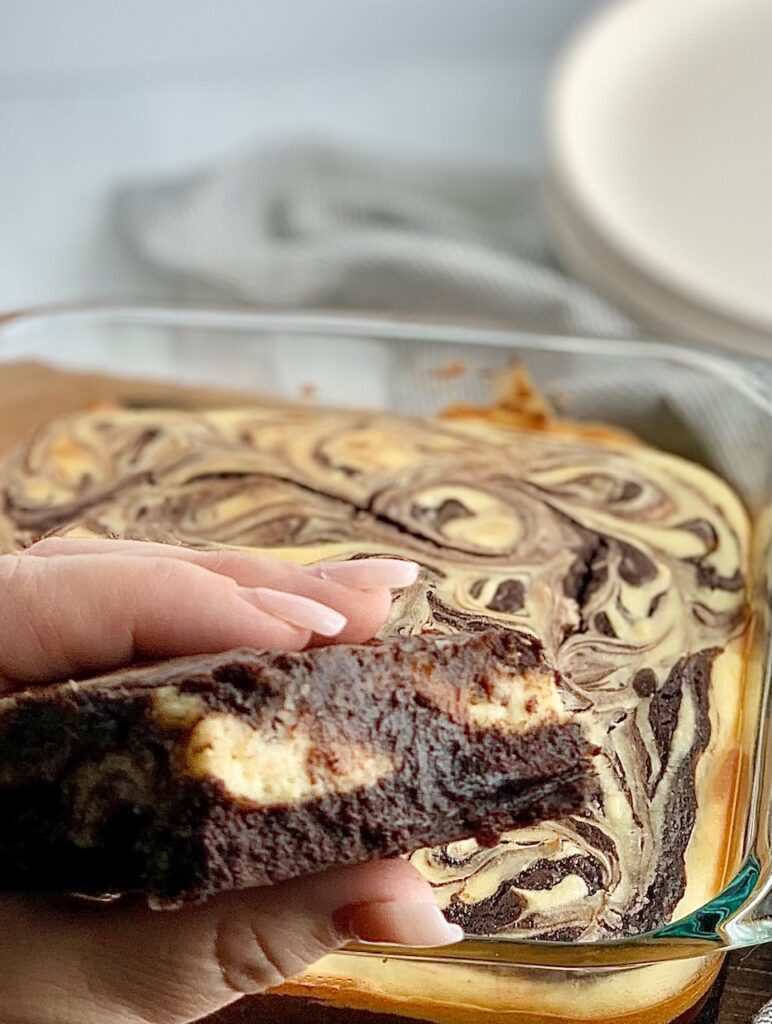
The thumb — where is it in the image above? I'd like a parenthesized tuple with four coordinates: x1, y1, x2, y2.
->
(207, 860, 462, 1003)
(1, 861, 461, 1024)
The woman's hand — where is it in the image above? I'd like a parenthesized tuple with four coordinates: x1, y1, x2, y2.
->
(0, 539, 461, 1024)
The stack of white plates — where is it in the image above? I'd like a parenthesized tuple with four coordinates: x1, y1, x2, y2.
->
(547, 0, 772, 357)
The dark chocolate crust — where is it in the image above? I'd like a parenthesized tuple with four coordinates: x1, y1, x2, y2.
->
(200, 996, 423, 1024)
(199, 983, 718, 1024)
(199, 999, 415, 1024)
(0, 630, 593, 904)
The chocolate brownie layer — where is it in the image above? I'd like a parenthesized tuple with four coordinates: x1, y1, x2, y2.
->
(0, 400, 749, 943)
(0, 630, 592, 904)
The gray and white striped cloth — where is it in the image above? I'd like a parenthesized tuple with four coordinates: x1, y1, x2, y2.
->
(114, 142, 636, 338)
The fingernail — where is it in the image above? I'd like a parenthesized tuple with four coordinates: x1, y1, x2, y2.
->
(244, 588, 347, 636)
(311, 558, 420, 590)
(341, 902, 464, 947)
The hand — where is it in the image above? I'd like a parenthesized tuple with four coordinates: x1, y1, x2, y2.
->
(0, 539, 462, 1024)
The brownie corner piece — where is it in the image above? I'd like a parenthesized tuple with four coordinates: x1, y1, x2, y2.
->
(0, 629, 593, 905)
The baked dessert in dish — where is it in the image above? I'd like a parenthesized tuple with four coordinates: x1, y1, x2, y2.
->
(0, 380, 749, 1021)
(0, 631, 593, 904)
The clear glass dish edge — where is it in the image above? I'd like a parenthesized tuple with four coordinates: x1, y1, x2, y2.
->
(1, 302, 771, 971)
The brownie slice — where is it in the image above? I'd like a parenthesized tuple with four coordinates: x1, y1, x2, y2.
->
(0, 629, 593, 906)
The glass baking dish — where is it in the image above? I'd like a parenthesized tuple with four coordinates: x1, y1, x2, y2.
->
(1, 304, 771, 1024)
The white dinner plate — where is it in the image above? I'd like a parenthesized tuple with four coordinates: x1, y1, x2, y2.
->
(547, 0, 772, 356)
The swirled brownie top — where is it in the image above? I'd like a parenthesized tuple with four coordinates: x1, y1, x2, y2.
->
(0, 398, 749, 937)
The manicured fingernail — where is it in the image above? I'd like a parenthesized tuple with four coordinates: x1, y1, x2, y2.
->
(245, 588, 347, 636)
(311, 558, 420, 590)
(342, 902, 464, 947)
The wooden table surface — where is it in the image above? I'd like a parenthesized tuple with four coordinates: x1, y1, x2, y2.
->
(706, 945, 772, 1023)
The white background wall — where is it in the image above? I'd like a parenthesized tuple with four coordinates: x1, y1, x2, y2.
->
(0, 0, 602, 309)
